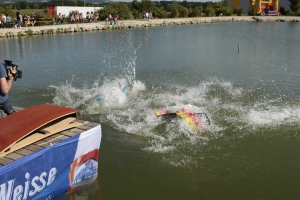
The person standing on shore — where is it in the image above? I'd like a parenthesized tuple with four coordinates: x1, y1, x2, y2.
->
(145, 11, 149, 20)
(108, 13, 113, 25)
(1, 13, 6, 28)
(75, 13, 79, 22)
(148, 11, 152, 20)
(16, 9, 21, 28)
(114, 14, 119, 24)
(142, 11, 145, 19)
(94, 11, 99, 22)
(90, 11, 94, 22)
(79, 13, 83, 23)
(86, 12, 90, 22)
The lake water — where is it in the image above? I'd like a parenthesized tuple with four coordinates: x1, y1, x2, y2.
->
(1, 21, 300, 199)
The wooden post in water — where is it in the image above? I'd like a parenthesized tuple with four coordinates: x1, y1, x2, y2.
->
(238, 45, 240, 52)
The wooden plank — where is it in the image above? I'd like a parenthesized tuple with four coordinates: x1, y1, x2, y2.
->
(77, 125, 98, 131)
(64, 127, 87, 137)
(0, 104, 80, 154)
(64, 122, 100, 135)
(5, 152, 24, 160)
(34, 139, 54, 147)
(45, 134, 69, 141)
(0, 157, 14, 166)
(30, 129, 79, 148)
(38, 134, 69, 146)
(75, 119, 99, 128)
(60, 128, 82, 137)
(15, 148, 34, 156)
(24, 144, 43, 152)
(57, 129, 74, 136)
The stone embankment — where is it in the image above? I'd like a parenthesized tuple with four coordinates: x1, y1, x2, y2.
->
(0, 16, 299, 38)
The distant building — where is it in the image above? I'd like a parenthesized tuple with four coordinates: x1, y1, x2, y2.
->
(50, 6, 103, 18)
(227, 0, 290, 13)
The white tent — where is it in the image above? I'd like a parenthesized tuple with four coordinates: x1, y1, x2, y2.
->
(54, 6, 103, 18)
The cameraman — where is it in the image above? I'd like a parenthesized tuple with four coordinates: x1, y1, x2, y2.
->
(0, 63, 16, 115)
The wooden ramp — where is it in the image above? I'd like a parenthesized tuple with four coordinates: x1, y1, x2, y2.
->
(0, 104, 82, 157)
(0, 119, 99, 167)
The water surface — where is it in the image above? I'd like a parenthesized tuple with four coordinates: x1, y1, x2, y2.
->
(1, 21, 300, 199)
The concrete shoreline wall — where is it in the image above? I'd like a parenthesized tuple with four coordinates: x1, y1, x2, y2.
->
(0, 16, 299, 38)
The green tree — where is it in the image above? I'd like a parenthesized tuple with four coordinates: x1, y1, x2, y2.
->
(279, 6, 290, 15)
(101, 3, 116, 19)
(130, 0, 140, 18)
(158, 1, 169, 11)
(215, 6, 231, 16)
(181, 0, 191, 10)
(233, 7, 243, 16)
(34, 10, 54, 20)
(205, 2, 213, 10)
(0, 6, 14, 17)
(205, 7, 215, 17)
(248, 5, 256, 15)
(131, 0, 140, 11)
(131, 9, 140, 19)
(75, 1, 83, 6)
(193, 7, 201, 17)
(140, 0, 155, 13)
(101, 2, 132, 20)
(288, 0, 300, 13)
(170, 1, 179, 18)
(48, 0, 61, 7)
(221, 0, 228, 7)
(18, 1, 30, 9)
(33, 4, 39, 9)
(152, 6, 167, 18)
(178, 5, 189, 17)
(112, 2, 132, 19)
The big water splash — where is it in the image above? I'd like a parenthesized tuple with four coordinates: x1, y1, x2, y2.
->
(51, 76, 300, 168)
(50, 38, 300, 168)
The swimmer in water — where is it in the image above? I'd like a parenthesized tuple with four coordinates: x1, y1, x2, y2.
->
(119, 82, 133, 94)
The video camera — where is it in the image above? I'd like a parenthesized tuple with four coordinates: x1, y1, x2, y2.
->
(3, 60, 22, 81)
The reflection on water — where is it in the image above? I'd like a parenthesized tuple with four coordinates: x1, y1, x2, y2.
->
(1, 22, 300, 199)
(58, 182, 101, 200)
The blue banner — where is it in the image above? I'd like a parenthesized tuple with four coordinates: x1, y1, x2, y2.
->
(0, 125, 101, 200)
